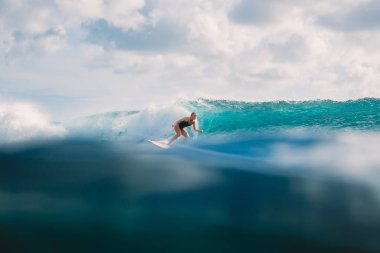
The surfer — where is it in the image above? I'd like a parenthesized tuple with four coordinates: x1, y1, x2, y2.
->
(169, 112, 203, 145)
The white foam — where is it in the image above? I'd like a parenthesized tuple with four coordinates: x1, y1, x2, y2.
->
(64, 102, 190, 141)
(271, 131, 380, 183)
(0, 102, 66, 145)
(125, 104, 189, 140)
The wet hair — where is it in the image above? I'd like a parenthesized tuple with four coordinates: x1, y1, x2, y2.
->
(191, 112, 197, 116)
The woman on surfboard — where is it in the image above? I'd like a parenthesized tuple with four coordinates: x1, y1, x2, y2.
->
(169, 112, 203, 145)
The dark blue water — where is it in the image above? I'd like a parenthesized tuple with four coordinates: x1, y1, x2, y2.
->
(1, 98, 380, 252)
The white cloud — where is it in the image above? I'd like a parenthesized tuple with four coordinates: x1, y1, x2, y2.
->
(318, 0, 380, 32)
(83, 45, 201, 76)
(55, 0, 146, 30)
(0, 0, 67, 60)
(3, 25, 67, 61)
(0, 0, 379, 118)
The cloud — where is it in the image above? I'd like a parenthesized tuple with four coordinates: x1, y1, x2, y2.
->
(83, 45, 200, 75)
(55, 0, 146, 30)
(0, 0, 148, 59)
(1, 0, 380, 118)
(82, 18, 186, 52)
(229, 0, 274, 25)
(0, 0, 59, 34)
(3, 25, 66, 60)
(0, 0, 67, 60)
(318, 1, 380, 32)
(266, 35, 308, 63)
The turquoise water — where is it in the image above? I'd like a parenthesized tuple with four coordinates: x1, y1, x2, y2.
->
(184, 98, 380, 133)
(63, 98, 380, 141)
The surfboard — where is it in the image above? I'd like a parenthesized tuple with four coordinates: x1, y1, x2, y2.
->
(148, 140, 170, 149)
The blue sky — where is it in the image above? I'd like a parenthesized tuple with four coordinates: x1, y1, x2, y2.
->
(1, 0, 380, 119)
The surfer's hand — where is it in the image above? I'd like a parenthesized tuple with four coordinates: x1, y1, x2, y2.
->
(198, 129, 203, 133)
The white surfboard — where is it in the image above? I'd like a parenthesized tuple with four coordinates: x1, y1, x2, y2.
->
(148, 140, 170, 149)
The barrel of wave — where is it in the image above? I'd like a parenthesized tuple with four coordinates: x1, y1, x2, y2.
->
(64, 103, 190, 142)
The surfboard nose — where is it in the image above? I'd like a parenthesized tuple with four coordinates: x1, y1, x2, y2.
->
(148, 140, 170, 149)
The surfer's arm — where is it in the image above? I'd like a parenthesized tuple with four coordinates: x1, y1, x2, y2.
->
(192, 122, 203, 133)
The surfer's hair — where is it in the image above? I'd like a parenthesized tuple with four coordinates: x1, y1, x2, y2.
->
(191, 112, 196, 116)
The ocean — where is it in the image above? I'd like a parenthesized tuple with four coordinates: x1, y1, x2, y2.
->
(1, 98, 380, 252)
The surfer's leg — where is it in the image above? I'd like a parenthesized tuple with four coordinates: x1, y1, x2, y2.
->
(181, 129, 189, 140)
(169, 125, 181, 145)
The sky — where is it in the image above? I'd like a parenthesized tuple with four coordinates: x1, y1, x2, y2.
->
(1, 0, 380, 119)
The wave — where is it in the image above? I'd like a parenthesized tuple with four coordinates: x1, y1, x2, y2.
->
(186, 97, 380, 133)
(1, 98, 378, 145)
(1, 137, 380, 252)
(63, 97, 380, 142)
(1, 98, 380, 252)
